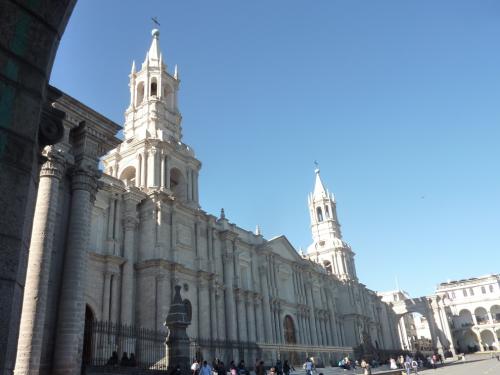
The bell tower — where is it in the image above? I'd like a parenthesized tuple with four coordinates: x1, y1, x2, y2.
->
(102, 29, 201, 206)
(124, 28, 181, 141)
(307, 167, 357, 281)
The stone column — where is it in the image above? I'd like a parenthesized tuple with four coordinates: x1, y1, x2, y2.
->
(141, 151, 147, 187)
(255, 299, 264, 343)
(210, 283, 218, 340)
(247, 295, 256, 342)
(237, 293, 248, 342)
(221, 233, 238, 341)
(148, 147, 158, 188)
(102, 272, 111, 321)
(136, 153, 142, 188)
(14, 148, 65, 375)
(160, 153, 166, 189)
(260, 264, 273, 343)
(52, 166, 99, 375)
(120, 190, 141, 325)
(110, 273, 120, 323)
(305, 284, 318, 345)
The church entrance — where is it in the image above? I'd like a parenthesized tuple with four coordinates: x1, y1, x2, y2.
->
(283, 315, 299, 365)
(83, 305, 95, 366)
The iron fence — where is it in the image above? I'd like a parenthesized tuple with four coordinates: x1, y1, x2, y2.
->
(84, 320, 168, 371)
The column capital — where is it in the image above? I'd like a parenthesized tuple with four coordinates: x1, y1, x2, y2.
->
(40, 146, 66, 179)
(71, 166, 100, 197)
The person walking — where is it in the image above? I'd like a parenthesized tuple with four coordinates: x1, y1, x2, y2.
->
(283, 360, 290, 375)
(200, 361, 212, 375)
(303, 358, 313, 375)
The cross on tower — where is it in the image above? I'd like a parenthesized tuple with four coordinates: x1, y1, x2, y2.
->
(151, 17, 160, 27)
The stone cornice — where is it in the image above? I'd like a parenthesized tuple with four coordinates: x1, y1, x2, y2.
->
(88, 252, 126, 267)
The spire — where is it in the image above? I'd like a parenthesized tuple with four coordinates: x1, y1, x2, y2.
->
(145, 29, 162, 66)
(174, 64, 179, 80)
(313, 167, 328, 198)
(131, 60, 136, 74)
(255, 225, 261, 236)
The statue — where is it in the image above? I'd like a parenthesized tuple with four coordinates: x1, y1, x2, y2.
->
(165, 285, 192, 374)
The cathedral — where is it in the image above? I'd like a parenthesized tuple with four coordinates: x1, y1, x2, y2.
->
(13, 30, 400, 375)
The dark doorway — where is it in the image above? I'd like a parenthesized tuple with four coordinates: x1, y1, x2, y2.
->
(83, 305, 95, 365)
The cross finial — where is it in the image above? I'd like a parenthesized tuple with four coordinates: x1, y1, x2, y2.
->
(314, 160, 320, 173)
(152, 17, 160, 27)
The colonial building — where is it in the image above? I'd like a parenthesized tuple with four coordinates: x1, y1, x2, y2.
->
(14, 30, 401, 375)
(436, 274, 500, 352)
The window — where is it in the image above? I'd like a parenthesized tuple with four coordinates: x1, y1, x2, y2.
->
(316, 207, 323, 222)
(489, 285, 494, 293)
(150, 78, 157, 97)
(325, 205, 330, 218)
(481, 286, 486, 294)
(470, 288, 474, 296)
(451, 291, 456, 299)
(463, 289, 468, 297)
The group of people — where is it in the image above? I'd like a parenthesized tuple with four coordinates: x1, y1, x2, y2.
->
(106, 351, 137, 367)
(191, 358, 294, 375)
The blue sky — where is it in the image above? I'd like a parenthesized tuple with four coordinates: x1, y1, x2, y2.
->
(51, 0, 500, 297)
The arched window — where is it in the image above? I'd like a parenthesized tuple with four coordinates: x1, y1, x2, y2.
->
(489, 285, 494, 293)
(170, 167, 186, 201)
(463, 289, 468, 297)
(119, 166, 136, 187)
(150, 77, 157, 97)
(136, 81, 145, 105)
(316, 207, 323, 222)
(325, 205, 330, 218)
(481, 286, 486, 294)
(470, 288, 475, 296)
(323, 260, 332, 274)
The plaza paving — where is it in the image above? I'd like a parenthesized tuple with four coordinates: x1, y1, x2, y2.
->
(288, 354, 500, 375)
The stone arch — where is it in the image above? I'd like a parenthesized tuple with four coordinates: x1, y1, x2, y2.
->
(474, 306, 488, 324)
(283, 315, 297, 344)
(457, 329, 480, 353)
(455, 309, 474, 328)
(490, 305, 500, 323)
(169, 167, 186, 201)
(480, 330, 496, 350)
(119, 165, 136, 187)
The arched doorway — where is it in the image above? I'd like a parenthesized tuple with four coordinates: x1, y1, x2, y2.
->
(83, 305, 95, 366)
(396, 312, 433, 352)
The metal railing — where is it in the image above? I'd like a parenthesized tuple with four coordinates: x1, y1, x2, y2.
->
(84, 320, 168, 371)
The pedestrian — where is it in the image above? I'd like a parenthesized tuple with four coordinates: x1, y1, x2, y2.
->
(283, 360, 290, 375)
(200, 361, 212, 375)
(275, 359, 283, 375)
(256, 361, 265, 375)
(191, 359, 200, 375)
(389, 357, 397, 370)
(303, 358, 313, 375)
(411, 359, 418, 375)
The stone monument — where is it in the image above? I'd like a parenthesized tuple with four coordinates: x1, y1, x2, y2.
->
(166, 285, 192, 373)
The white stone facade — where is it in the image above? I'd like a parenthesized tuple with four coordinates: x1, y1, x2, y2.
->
(86, 30, 400, 358)
(14, 31, 402, 375)
(436, 274, 500, 352)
